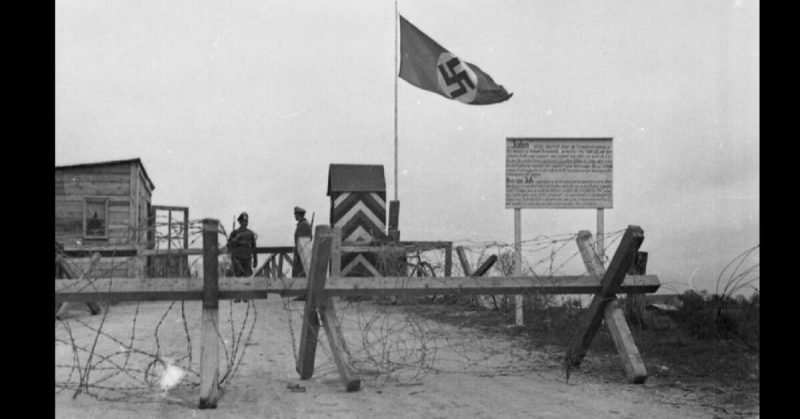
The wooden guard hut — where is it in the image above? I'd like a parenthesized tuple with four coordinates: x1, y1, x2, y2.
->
(327, 164, 387, 276)
(55, 158, 155, 277)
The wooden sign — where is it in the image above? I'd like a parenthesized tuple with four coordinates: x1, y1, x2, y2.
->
(505, 138, 613, 208)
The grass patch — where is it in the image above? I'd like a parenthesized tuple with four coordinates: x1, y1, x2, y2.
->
(396, 292, 759, 413)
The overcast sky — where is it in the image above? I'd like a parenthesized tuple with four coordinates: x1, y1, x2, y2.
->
(55, 0, 759, 294)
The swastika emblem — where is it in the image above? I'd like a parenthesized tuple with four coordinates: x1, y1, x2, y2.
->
(436, 52, 478, 103)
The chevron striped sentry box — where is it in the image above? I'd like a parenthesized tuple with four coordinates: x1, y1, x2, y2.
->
(327, 164, 388, 277)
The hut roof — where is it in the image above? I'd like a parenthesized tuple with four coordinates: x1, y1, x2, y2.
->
(56, 158, 155, 191)
(327, 164, 385, 195)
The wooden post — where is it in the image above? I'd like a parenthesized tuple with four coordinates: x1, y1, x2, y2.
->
(183, 210, 189, 249)
(566, 226, 644, 369)
(296, 226, 333, 379)
(596, 208, 605, 261)
(198, 219, 220, 409)
(575, 230, 647, 383)
(455, 246, 472, 276)
(514, 208, 523, 326)
(331, 227, 342, 277)
(444, 244, 453, 277)
(167, 210, 173, 251)
(388, 200, 400, 241)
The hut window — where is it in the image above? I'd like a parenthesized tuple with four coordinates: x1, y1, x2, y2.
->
(84, 198, 109, 239)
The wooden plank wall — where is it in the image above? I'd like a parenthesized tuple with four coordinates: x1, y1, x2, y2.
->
(55, 164, 132, 246)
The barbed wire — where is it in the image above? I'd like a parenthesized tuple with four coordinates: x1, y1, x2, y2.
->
(55, 220, 255, 405)
(59, 220, 756, 405)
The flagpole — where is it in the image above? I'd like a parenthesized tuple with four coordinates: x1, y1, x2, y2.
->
(393, 0, 399, 202)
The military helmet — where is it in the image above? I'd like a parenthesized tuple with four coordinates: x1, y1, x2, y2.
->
(238, 212, 249, 222)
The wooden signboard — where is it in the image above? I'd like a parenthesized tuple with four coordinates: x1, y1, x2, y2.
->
(506, 138, 613, 209)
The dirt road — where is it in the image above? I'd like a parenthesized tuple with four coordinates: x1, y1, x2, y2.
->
(55, 298, 743, 418)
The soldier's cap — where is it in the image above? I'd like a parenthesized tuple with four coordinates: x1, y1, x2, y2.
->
(294, 206, 306, 215)
(238, 212, 249, 222)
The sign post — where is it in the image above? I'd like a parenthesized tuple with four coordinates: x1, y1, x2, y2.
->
(514, 208, 523, 326)
(597, 208, 605, 261)
(506, 137, 613, 327)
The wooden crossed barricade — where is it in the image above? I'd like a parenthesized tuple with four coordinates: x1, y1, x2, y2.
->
(566, 226, 648, 383)
(55, 249, 102, 318)
(55, 220, 658, 409)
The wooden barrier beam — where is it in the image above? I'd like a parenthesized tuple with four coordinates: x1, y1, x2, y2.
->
(341, 241, 452, 253)
(198, 219, 220, 409)
(575, 230, 647, 383)
(138, 246, 295, 257)
(56, 274, 659, 303)
(296, 226, 333, 379)
(62, 248, 139, 258)
(566, 225, 645, 369)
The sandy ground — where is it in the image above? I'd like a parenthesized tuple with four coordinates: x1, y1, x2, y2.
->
(55, 298, 752, 419)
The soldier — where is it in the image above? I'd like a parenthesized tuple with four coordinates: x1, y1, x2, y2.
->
(229, 212, 258, 276)
(292, 206, 313, 277)
(292, 206, 313, 302)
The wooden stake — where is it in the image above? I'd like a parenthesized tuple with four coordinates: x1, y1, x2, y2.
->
(575, 230, 647, 383)
(198, 219, 220, 409)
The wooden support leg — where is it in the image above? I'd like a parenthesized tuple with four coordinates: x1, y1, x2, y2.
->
(55, 302, 68, 319)
(56, 252, 103, 319)
(296, 303, 321, 379)
(455, 246, 472, 276)
(320, 297, 361, 391)
(86, 302, 102, 315)
(604, 299, 647, 383)
(296, 226, 333, 379)
(198, 219, 220, 409)
(566, 226, 644, 372)
(199, 309, 220, 408)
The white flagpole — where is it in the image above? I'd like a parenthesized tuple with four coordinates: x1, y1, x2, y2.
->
(394, 0, 399, 201)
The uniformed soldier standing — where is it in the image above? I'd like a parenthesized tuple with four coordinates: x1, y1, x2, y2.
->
(228, 212, 258, 277)
(292, 206, 313, 278)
